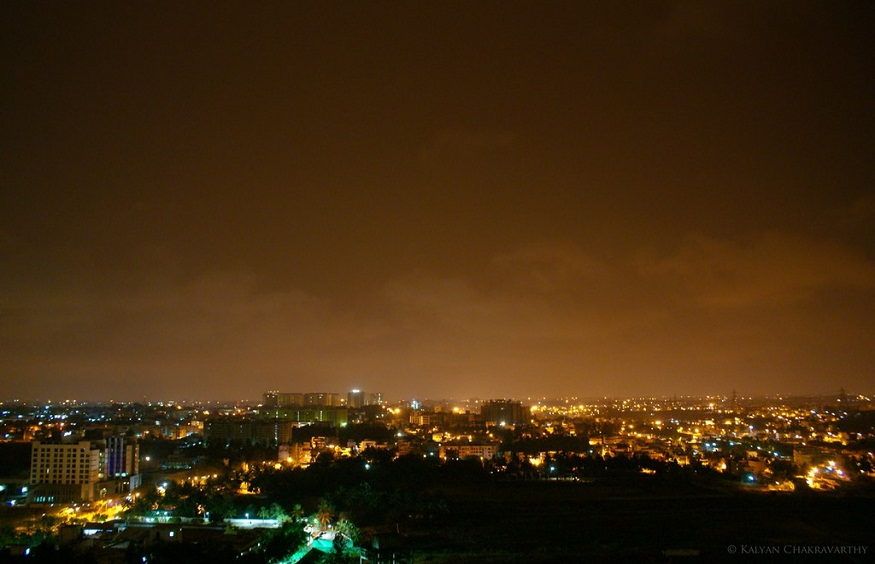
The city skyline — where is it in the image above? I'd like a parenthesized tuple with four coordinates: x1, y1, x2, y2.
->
(1, 388, 868, 407)
(2, 3, 874, 402)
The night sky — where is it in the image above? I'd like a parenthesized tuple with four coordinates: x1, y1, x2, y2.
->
(2, 2, 874, 402)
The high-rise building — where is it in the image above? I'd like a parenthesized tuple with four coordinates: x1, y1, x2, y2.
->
(346, 389, 383, 408)
(348, 389, 365, 409)
(105, 436, 139, 478)
(264, 391, 369, 408)
(206, 407, 349, 446)
(202, 419, 297, 445)
(282, 393, 305, 407)
(29, 441, 100, 503)
(480, 399, 526, 426)
(264, 392, 305, 407)
(304, 392, 340, 407)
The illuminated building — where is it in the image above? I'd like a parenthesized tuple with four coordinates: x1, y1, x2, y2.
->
(205, 407, 349, 446)
(480, 399, 525, 426)
(263, 391, 304, 407)
(263, 391, 279, 407)
(262, 391, 342, 407)
(304, 392, 341, 407)
(348, 389, 365, 408)
(440, 443, 500, 460)
(104, 436, 142, 493)
(105, 436, 139, 478)
(28, 440, 100, 503)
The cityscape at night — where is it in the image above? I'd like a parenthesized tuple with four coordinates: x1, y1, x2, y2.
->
(2, 1, 874, 562)
(0, 390, 874, 561)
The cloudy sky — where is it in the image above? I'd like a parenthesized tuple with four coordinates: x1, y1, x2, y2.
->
(2, 2, 873, 401)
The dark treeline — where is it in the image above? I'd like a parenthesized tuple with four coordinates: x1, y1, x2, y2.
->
(242, 448, 708, 532)
(246, 449, 455, 531)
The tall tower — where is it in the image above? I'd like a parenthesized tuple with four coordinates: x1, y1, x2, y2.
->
(106, 436, 139, 478)
(480, 399, 524, 425)
(348, 389, 365, 409)
(263, 391, 279, 407)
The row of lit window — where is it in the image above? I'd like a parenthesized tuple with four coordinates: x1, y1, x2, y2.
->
(35, 464, 90, 469)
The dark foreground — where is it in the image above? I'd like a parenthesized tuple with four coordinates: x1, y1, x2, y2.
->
(376, 477, 875, 563)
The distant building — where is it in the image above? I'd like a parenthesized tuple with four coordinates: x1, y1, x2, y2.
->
(104, 436, 142, 493)
(348, 389, 365, 409)
(105, 436, 139, 478)
(440, 443, 500, 460)
(205, 408, 349, 446)
(261, 407, 349, 427)
(204, 419, 296, 446)
(304, 392, 341, 407)
(411, 413, 432, 426)
(263, 392, 304, 407)
(29, 441, 100, 503)
(264, 390, 382, 409)
(480, 400, 525, 426)
(263, 391, 279, 407)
